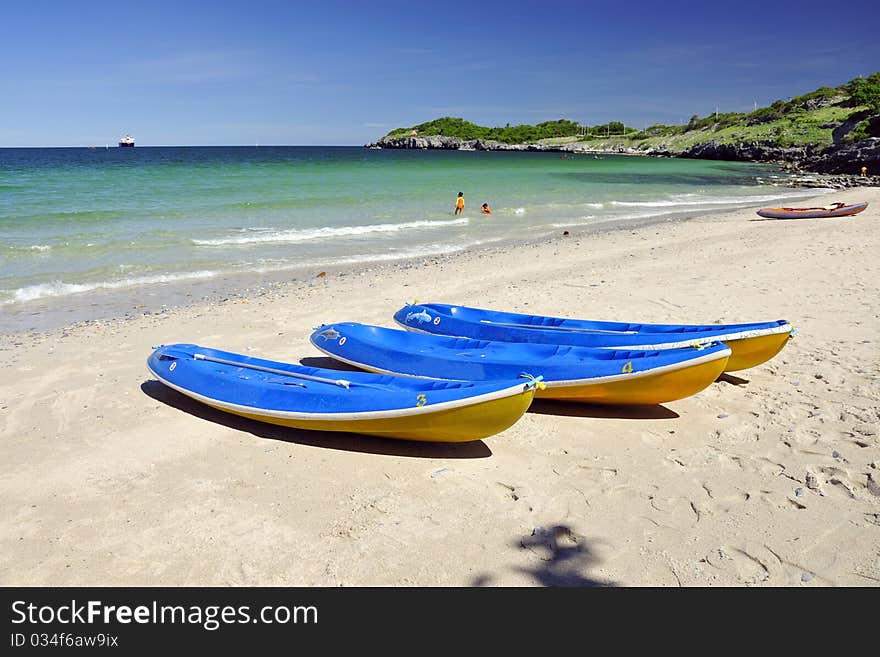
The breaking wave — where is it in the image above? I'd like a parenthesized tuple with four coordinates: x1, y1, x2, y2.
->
(193, 217, 469, 246)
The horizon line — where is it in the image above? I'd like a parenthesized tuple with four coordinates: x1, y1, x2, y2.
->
(0, 144, 365, 149)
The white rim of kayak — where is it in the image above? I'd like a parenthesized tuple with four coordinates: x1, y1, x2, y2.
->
(148, 362, 533, 422)
(395, 317, 791, 350)
(757, 202, 867, 218)
(309, 337, 731, 387)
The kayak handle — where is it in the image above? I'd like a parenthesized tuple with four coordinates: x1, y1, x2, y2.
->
(192, 353, 351, 389)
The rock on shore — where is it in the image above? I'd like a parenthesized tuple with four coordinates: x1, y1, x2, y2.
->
(670, 141, 823, 164)
(669, 138, 880, 176)
(367, 135, 554, 151)
(808, 137, 880, 174)
(366, 134, 880, 179)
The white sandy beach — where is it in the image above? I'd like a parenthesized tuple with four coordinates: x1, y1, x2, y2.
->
(1, 187, 878, 587)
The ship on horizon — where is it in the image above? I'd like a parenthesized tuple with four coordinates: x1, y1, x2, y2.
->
(118, 134, 135, 147)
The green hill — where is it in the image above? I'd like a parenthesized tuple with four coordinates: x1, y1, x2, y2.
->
(384, 117, 639, 144)
(384, 118, 588, 144)
(373, 73, 880, 169)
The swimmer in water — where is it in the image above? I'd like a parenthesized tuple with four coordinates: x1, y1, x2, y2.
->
(454, 192, 464, 216)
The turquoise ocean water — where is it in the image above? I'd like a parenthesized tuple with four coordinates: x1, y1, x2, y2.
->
(0, 146, 824, 331)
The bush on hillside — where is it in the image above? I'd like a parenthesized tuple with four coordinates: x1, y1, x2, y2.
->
(399, 117, 582, 144)
(847, 73, 880, 113)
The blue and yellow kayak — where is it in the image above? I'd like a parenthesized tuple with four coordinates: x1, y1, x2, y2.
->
(393, 303, 792, 372)
(147, 344, 537, 442)
(310, 324, 731, 405)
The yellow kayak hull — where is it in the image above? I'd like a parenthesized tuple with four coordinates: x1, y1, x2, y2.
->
(536, 351, 729, 405)
(203, 387, 536, 443)
(724, 331, 791, 371)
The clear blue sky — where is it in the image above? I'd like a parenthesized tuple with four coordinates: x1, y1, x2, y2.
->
(2, 0, 878, 146)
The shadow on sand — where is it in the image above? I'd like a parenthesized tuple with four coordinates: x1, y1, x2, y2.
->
(141, 379, 492, 459)
(298, 356, 364, 371)
(299, 356, 682, 421)
(472, 525, 616, 587)
(717, 372, 750, 386)
(527, 399, 679, 420)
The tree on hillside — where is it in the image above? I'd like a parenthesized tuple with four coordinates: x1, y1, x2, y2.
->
(847, 73, 880, 113)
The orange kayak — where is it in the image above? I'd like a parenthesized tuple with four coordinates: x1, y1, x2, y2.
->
(756, 201, 868, 219)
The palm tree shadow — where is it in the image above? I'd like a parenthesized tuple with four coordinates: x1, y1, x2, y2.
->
(528, 399, 679, 419)
(140, 380, 492, 459)
(471, 525, 617, 587)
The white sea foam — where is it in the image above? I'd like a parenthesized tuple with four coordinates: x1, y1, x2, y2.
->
(551, 216, 595, 228)
(1, 244, 53, 253)
(5, 270, 217, 304)
(192, 217, 469, 246)
(249, 239, 506, 274)
(328, 244, 467, 265)
(611, 190, 831, 208)
(514, 208, 526, 215)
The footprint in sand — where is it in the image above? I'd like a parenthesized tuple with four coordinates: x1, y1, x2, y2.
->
(698, 490, 753, 516)
(867, 473, 880, 498)
(647, 495, 700, 530)
(813, 465, 867, 500)
(573, 464, 626, 495)
(705, 543, 789, 585)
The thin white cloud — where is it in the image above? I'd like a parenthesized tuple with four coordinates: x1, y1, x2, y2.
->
(125, 50, 259, 84)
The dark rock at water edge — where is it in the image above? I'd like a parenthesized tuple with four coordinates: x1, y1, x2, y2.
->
(671, 140, 824, 164)
(366, 133, 880, 181)
(808, 138, 880, 175)
(368, 135, 554, 151)
(669, 138, 880, 177)
(777, 172, 880, 189)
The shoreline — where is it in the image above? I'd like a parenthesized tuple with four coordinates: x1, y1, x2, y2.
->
(1, 187, 877, 586)
(0, 184, 836, 336)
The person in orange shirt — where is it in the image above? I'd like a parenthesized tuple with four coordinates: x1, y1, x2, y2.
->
(454, 191, 465, 215)
(480, 203, 492, 215)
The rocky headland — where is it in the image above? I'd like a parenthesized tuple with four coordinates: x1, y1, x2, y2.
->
(366, 134, 880, 187)
(367, 75, 880, 184)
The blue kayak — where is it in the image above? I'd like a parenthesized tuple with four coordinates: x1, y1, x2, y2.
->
(310, 323, 731, 405)
(392, 303, 792, 372)
(147, 343, 537, 442)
